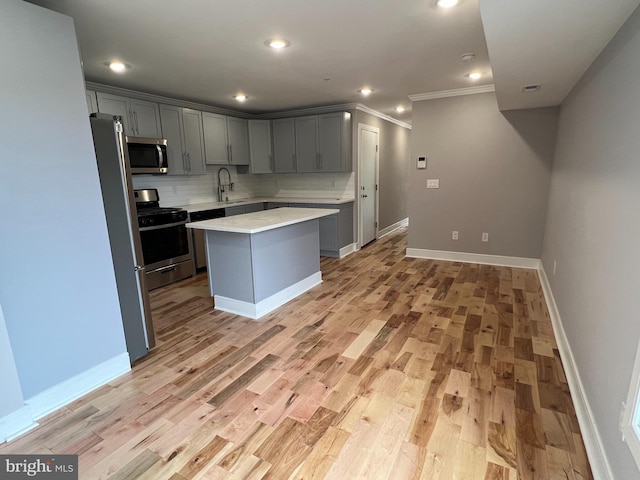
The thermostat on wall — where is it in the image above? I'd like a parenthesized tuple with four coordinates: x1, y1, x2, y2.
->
(417, 156, 427, 169)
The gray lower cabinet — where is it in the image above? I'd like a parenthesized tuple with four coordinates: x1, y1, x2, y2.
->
(245, 202, 265, 213)
(159, 105, 206, 175)
(224, 205, 246, 216)
(265, 202, 290, 210)
(294, 202, 354, 257)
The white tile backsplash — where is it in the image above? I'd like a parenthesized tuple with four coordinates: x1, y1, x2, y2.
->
(131, 165, 354, 207)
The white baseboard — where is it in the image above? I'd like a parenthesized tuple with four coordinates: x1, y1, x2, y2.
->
(25, 353, 131, 420)
(215, 271, 322, 320)
(378, 217, 409, 238)
(339, 243, 357, 258)
(405, 248, 541, 269)
(538, 266, 614, 480)
(0, 405, 38, 443)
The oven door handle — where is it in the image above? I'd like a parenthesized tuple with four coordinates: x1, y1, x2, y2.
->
(139, 220, 187, 232)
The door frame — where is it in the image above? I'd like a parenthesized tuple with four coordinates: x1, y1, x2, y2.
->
(357, 123, 380, 249)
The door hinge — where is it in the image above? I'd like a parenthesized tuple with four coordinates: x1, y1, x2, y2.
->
(376, 145, 378, 152)
(375, 221, 378, 228)
(376, 184, 379, 191)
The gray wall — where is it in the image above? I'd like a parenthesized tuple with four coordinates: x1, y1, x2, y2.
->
(408, 93, 558, 258)
(541, 5, 640, 477)
(354, 111, 411, 230)
(0, 1, 127, 399)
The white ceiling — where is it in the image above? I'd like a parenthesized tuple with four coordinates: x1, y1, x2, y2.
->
(25, 0, 640, 120)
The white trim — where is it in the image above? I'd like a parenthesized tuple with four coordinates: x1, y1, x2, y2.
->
(621, 337, 640, 471)
(354, 104, 412, 129)
(322, 243, 357, 259)
(358, 123, 380, 249)
(378, 217, 409, 238)
(214, 272, 322, 320)
(339, 243, 357, 258)
(0, 406, 38, 443)
(409, 84, 496, 102)
(405, 248, 540, 269)
(537, 266, 615, 480)
(25, 353, 131, 420)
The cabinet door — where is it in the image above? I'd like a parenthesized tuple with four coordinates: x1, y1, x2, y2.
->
(159, 104, 187, 175)
(295, 116, 319, 172)
(202, 112, 229, 165)
(96, 92, 134, 135)
(130, 98, 162, 138)
(226, 117, 250, 165)
(248, 120, 272, 174)
(272, 118, 296, 173)
(86, 89, 98, 114)
(182, 108, 207, 175)
(224, 205, 246, 216)
(318, 112, 347, 172)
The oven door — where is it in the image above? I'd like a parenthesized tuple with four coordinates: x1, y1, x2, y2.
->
(139, 220, 194, 289)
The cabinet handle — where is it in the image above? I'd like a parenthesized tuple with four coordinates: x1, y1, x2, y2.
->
(292, 153, 296, 170)
(187, 152, 191, 172)
(269, 154, 274, 172)
(133, 110, 139, 135)
(183, 152, 187, 172)
(229, 145, 233, 163)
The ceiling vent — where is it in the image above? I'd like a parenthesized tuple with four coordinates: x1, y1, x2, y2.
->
(522, 84, 542, 93)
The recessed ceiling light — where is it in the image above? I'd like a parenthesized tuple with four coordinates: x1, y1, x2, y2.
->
(395, 106, 406, 114)
(108, 61, 128, 73)
(359, 88, 374, 96)
(234, 94, 248, 102)
(467, 72, 482, 80)
(265, 38, 290, 49)
(436, 0, 459, 8)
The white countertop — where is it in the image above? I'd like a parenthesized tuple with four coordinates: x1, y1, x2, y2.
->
(176, 197, 354, 213)
(186, 207, 339, 234)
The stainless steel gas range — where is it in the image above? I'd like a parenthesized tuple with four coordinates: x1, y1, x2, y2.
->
(134, 189, 194, 290)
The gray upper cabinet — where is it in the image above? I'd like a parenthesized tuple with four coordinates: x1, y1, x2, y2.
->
(86, 89, 98, 114)
(295, 116, 319, 173)
(272, 118, 297, 173)
(96, 92, 162, 138)
(203, 113, 249, 165)
(318, 112, 351, 172)
(159, 105, 206, 175)
(181, 108, 207, 175)
(226, 117, 250, 165)
(202, 113, 228, 164)
(296, 112, 351, 173)
(247, 120, 273, 174)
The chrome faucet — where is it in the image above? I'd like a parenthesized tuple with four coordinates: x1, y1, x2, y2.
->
(217, 167, 233, 202)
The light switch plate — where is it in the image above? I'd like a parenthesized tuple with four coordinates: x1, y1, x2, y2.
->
(427, 179, 439, 189)
(417, 156, 427, 169)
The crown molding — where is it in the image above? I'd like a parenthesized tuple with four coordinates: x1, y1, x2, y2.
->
(354, 104, 411, 129)
(409, 84, 495, 102)
(256, 103, 359, 119)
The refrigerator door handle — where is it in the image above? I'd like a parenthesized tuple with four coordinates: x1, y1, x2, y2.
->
(134, 265, 145, 272)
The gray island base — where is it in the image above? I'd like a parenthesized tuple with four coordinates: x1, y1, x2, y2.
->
(187, 207, 339, 320)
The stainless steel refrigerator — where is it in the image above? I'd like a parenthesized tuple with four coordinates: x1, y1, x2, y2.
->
(90, 113, 155, 363)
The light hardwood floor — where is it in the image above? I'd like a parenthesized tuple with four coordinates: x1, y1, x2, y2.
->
(0, 228, 593, 479)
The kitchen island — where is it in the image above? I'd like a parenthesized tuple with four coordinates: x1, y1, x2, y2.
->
(187, 207, 338, 320)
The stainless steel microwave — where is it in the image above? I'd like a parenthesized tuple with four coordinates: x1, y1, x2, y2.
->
(126, 136, 168, 174)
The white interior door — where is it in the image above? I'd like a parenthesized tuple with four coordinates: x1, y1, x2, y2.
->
(359, 125, 378, 247)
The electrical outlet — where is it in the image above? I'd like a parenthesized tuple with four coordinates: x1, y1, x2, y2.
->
(452, 231, 458, 240)
(482, 232, 489, 242)
(426, 179, 439, 189)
